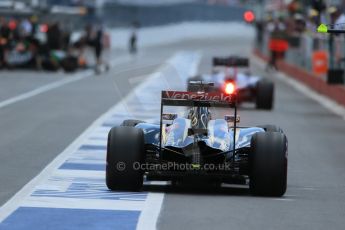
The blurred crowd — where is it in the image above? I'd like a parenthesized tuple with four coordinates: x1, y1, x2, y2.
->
(256, 0, 345, 71)
(261, 3, 345, 37)
(0, 16, 110, 72)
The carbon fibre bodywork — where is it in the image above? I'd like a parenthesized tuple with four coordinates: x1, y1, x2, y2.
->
(106, 88, 287, 192)
(136, 119, 265, 159)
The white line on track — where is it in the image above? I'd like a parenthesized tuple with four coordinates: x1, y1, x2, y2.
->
(0, 54, 137, 221)
(0, 55, 133, 110)
(22, 197, 145, 211)
(252, 56, 345, 121)
(0, 70, 92, 109)
(135, 51, 202, 230)
(136, 193, 165, 230)
(0, 98, 118, 222)
(0, 51, 202, 230)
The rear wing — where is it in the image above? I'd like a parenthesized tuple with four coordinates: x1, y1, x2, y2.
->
(161, 90, 236, 107)
(212, 56, 249, 67)
(159, 90, 238, 160)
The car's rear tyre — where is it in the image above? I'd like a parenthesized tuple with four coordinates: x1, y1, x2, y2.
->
(249, 132, 287, 197)
(121, 119, 145, 127)
(256, 80, 274, 110)
(106, 126, 145, 191)
(257, 124, 283, 133)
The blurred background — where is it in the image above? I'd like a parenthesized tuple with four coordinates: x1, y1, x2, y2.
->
(1, 1, 345, 230)
(0, 0, 248, 71)
(1, 0, 345, 83)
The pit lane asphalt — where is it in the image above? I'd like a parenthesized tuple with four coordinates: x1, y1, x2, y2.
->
(0, 48, 169, 206)
(1, 35, 345, 230)
(155, 39, 345, 230)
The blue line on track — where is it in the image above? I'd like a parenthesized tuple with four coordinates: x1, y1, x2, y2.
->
(0, 207, 140, 230)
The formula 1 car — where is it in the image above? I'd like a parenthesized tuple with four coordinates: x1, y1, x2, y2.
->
(106, 82, 287, 196)
(187, 56, 274, 110)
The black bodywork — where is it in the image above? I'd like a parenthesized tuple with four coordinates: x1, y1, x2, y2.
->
(133, 85, 266, 184)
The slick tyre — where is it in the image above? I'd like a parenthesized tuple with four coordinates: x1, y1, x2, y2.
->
(250, 132, 287, 197)
(257, 124, 283, 133)
(106, 126, 145, 191)
(121, 119, 145, 127)
(256, 80, 274, 110)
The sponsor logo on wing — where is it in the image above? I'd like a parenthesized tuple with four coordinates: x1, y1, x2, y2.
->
(163, 91, 232, 102)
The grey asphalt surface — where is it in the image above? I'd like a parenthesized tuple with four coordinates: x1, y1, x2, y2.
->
(0, 71, 70, 101)
(1, 34, 345, 230)
(0, 49, 168, 206)
(156, 39, 345, 229)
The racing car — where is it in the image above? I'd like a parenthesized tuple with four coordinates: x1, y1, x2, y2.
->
(187, 56, 274, 110)
(106, 82, 287, 196)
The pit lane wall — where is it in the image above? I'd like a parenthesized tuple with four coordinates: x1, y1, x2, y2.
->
(253, 48, 345, 107)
